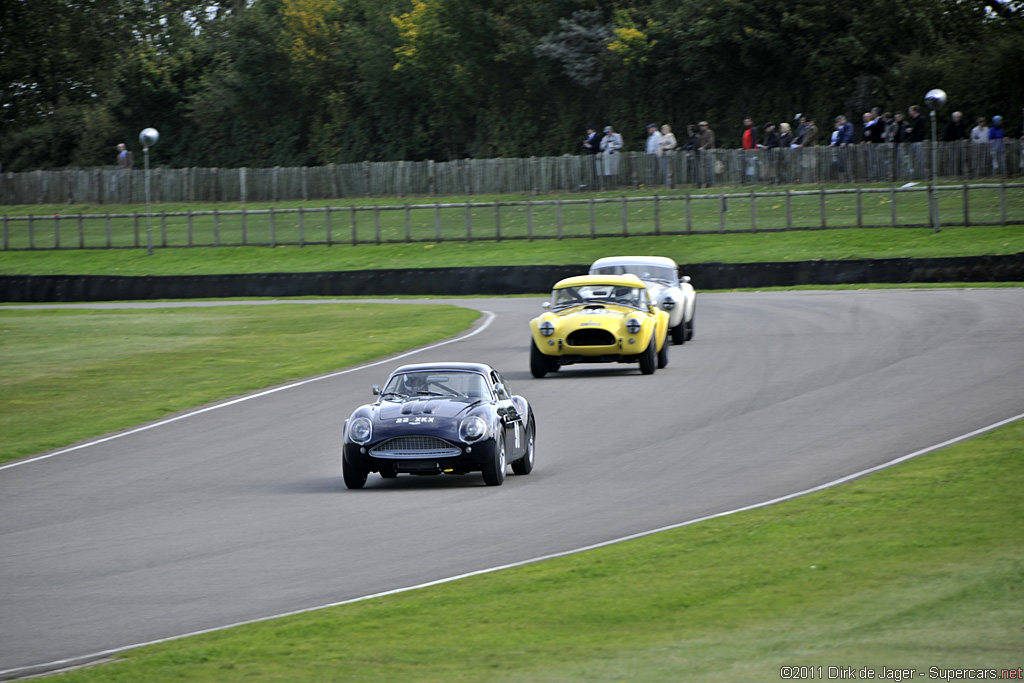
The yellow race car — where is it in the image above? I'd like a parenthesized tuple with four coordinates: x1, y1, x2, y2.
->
(529, 274, 671, 377)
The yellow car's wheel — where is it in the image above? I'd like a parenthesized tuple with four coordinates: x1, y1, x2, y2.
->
(530, 340, 553, 378)
(639, 337, 657, 375)
(657, 335, 669, 369)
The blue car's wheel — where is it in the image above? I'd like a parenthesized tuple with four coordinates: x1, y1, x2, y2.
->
(343, 456, 368, 489)
(482, 434, 506, 486)
(511, 422, 535, 475)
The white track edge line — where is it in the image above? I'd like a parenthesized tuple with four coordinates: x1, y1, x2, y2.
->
(0, 311, 496, 473)
(3, 409, 1021, 679)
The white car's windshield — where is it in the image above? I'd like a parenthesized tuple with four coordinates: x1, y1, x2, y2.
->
(382, 371, 490, 400)
(552, 284, 647, 311)
(592, 264, 677, 285)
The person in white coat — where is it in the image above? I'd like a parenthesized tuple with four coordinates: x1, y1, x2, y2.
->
(600, 125, 623, 183)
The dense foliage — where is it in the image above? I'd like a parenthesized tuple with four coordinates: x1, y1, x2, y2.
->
(2, 0, 1022, 171)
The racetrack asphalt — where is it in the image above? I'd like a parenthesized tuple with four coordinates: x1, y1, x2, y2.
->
(1, 289, 1023, 677)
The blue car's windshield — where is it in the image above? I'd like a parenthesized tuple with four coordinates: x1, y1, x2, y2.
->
(382, 371, 491, 400)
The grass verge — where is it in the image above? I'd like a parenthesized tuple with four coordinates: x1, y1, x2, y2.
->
(0, 304, 479, 464)
(47, 419, 1023, 682)
(1, 225, 1023, 277)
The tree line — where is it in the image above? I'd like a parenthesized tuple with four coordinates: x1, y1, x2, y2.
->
(2, 0, 1022, 173)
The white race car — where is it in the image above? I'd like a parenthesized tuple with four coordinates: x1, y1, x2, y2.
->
(589, 256, 695, 344)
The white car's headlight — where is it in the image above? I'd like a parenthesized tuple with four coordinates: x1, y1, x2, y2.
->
(539, 320, 555, 337)
(459, 416, 488, 442)
(348, 417, 373, 445)
(661, 296, 677, 311)
(625, 317, 642, 334)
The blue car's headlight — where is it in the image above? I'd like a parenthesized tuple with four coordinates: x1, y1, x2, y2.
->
(348, 417, 373, 445)
(459, 416, 487, 442)
(539, 320, 555, 337)
(625, 317, 642, 334)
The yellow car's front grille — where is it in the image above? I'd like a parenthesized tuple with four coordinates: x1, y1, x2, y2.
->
(567, 328, 616, 346)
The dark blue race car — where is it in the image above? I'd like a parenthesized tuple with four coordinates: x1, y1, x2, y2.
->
(342, 362, 536, 488)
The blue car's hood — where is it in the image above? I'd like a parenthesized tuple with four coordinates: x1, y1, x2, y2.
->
(375, 397, 479, 422)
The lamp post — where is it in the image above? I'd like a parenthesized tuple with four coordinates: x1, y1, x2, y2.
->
(925, 89, 946, 233)
(139, 128, 160, 255)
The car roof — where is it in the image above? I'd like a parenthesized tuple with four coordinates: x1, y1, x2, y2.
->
(590, 255, 679, 269)
(553, 274, 646, 289)
(391, 362, 494, 375)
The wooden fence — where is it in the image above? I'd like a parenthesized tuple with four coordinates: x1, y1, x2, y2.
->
(2, 142, 1022, 206)
(3, 183, 1021, 251)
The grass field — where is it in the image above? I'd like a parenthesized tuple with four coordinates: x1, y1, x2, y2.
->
(1, 182, 1022, 278)
(42, 418, 1024, 682)
(0, 304, 479, 464)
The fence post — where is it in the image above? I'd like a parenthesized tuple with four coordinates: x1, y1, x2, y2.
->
(589, 197, 596, 238)
(530, 157, 538, 196)
(654, 194, 660, 235)
(621, 195, 628, 236)
(161, 213, 167, 247)
(856, 187, 863, 229)
(53, 214, 60, 249)
(325, 206, 332, 246)
(686, 193, 693, 234)
(3, 215, 9, 250)
(351, 206, 358, 246)
(104, 213, 110, 248)
(374, 206, 381, 245)
(273, 167, 280, 203)
(719, 194, 726, 233)
(96, 170, 103, 205)
(403, 204, 410, 243)
(428, 160, 436, 197)
(298, 206, 304, 247)
(133, 212, 139, 247)
(527, 199, 534, 241)
(214, 208, 221, 246)
(890, 186, 897, 226)
(785, 189, 793, 230)
(465, 200, 472, 242)
(494, 202, 502, 242)
(1001, 182, 1008, 224)
(556, 198, 564, 239)
(302, 166, 309, 202)
(750, 191, 757, 232)
(240, 167, 247, 204)
(820, 187, 827, 229)
(364, 161, 372, 198)
(434, 202, 441, 242)
(962, 181, 970, 226)
(188, 210, 194, 246)
(270, 207, 276, 247)
(79, 213, 85, 249)
(242, 207, 249, 245)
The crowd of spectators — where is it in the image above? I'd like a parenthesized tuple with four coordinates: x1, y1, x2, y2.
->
(585, 107, 1024, 184)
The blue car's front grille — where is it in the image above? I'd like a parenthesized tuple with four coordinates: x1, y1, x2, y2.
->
(370, 436, 461, 459)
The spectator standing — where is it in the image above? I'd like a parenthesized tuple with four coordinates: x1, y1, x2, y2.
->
(582, 127, 600, 154)
(741, 117, 759, 183)
(685, 124, 700, 186)
(600, 125, 623, 187)
(645, 123, 663, 184)
(115, 142, 133, 201)
(796, 115, 817, 182)
(942, 111, 967, 177)
(778, 122, 793, 182)
(970, 117, 989, 177)
(659, 124, 678, 184)
(989, 115, 1006, 175)
(906, 105, 926, 178)
(833, 115, 855, 181)
(862, 111, 882, 179)
(697, 121, 716, 187)
(763, 122, 780, 183)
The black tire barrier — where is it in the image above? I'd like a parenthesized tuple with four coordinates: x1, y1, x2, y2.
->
(1, 255, 1021, 303)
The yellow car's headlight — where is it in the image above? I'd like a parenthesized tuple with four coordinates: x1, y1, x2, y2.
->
(625, 317, 642, 334)
(539, 320, 555, 336)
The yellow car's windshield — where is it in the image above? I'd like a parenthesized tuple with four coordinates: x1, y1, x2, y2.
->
(552, 284, 647, 311)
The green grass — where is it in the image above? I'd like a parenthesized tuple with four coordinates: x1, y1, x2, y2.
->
(1, 182, 1022, 277)
(0, 304, 479, 463)
(48, 419, 1024, 682)
(1, 225, 1023, 278)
